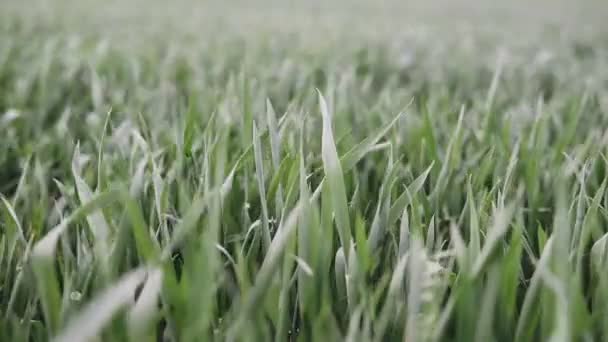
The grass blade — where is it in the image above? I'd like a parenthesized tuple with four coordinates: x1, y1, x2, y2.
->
(54, 267, 148, 342)
(318, 90, 352, 259)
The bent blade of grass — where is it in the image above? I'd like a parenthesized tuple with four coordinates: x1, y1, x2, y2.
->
(537, 261, 571, 342)
(127, 267, 163, 337)
(31, 187, 122, 334)
(53, 267, 148, 342)
(292, 255, 314, 276)
(389, 162, 434, 226)
(0, 194, 27, 248)
(340, 105, 408, 172)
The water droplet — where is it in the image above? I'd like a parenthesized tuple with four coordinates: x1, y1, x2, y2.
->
(70, 291, 82, 301)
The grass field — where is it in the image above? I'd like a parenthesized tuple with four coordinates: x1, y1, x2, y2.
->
(2, 1, 608, 341)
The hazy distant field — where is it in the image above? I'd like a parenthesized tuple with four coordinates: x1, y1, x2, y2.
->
(2, 1, 608, 341)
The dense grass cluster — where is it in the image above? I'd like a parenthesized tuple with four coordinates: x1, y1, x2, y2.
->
(2, 6, 608, 341)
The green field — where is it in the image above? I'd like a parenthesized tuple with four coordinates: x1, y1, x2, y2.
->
(2, 1, 608, 341)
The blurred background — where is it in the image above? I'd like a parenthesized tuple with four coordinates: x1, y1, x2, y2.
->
(2, 0, 607, 41)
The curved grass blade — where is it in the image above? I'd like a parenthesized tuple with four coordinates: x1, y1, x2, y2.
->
(53, 267, 148, 342)
(31, 187, 122, 335)
(127, 267, 163, 337)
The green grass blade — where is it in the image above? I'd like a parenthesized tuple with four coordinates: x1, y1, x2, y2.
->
(54, 267, 148, 342)
(318, 90, 352, 259)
